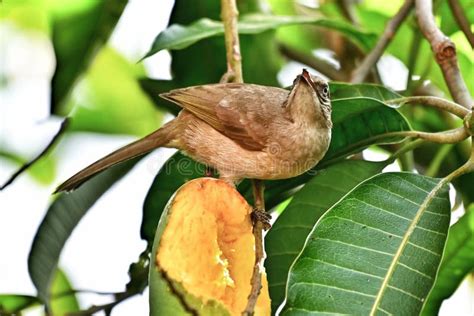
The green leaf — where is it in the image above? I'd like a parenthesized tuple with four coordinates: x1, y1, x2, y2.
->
(330, 82, 402, 101)
(325, 97, 410, 162)
(51, 0, 127, 114)
(139, 79, 181, 116)
(421, 204, 474, 315)
(50, 269, 80, 315)
(143, 14, 376, 59)
(0, 295, 40, 314)
(28, 158, 140, 304)
(281, 173, 450, 315)
(67, 47, 162, 136)
(167, 0, 282, 89)
(265, 160, 386, 311)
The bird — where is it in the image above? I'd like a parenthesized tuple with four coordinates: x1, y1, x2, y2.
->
(55, 69, 332, 194)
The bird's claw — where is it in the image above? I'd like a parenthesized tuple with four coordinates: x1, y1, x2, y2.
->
(251, 208, 272, 230)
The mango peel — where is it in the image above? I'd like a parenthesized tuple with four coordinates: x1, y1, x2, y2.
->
(149, 178, 271, 316)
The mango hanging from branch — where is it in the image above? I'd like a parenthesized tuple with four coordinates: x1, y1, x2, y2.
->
(149, 178, 271, 316)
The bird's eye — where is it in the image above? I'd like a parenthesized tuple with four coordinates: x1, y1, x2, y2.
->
(323, 86, 329, 95)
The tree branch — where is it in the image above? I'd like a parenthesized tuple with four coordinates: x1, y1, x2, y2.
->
(220, 1, 267, 315)
(415, 0, 473, 109)
(221, 0, 243, 83)
(447, 0, 474, 48)
(351, 0, 414, 83)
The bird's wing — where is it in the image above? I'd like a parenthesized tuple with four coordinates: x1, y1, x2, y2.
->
(160, 83, 290, 151)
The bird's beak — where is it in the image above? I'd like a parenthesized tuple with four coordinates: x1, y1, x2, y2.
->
(300, 69, 315, 88)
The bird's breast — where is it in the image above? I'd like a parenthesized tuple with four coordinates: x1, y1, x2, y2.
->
(266, 125, 331, 178)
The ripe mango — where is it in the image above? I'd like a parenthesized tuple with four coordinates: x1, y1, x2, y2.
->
(149, 178, 271, 316)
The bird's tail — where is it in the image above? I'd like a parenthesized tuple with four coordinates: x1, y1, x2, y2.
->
(54, 122, 177, 193)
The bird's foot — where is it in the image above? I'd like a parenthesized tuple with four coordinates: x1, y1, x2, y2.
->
(251, 208, 272, 230)
(205, 166, 214, 177)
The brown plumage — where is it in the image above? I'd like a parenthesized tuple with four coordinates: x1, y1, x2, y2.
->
(55, 69, 332, 193)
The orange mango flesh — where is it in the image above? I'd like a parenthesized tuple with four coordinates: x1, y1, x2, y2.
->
(157, 178, 271, 316)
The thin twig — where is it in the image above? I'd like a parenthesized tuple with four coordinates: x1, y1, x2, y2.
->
(278, 43, 347, 81)
(66, 291, 136, 316)
(387, 96, 470, 118)
(243, 180, 266, 316)
(0, 118, 69, 190)
(415, 0, 473, 109)
(447, 0, 474, 48)
(221, 0, 243, 83)
(351, 0, 414, 83)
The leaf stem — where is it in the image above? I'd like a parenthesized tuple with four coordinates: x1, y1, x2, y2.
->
(387, 127, 469, 144)
(388, 96, 470, 118)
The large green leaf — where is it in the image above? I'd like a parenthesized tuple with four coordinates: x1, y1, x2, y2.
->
(143, 14, 376, 60)
(28, 158, 140, 304)
(421, 204, 474, 315)
(325, 97, 410, 162)
(265, 160, 386, 312)
(281, 173, 450, 315)
(51, 0, 127, 114)
(0, 295, 40, 314)
(50, 269, 80, 315)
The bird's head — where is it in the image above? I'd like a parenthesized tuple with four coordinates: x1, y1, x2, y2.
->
(289, 69, 332, 128)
